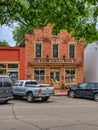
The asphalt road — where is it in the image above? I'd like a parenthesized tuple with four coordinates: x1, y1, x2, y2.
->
(0, 96, 98, 130)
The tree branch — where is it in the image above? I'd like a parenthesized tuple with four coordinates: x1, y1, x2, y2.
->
(15, 17, 28, 27)
(0, 2, 9, 6)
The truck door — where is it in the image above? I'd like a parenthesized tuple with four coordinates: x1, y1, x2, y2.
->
(17, 81, 25, 95)
(13, 81, 25, 95)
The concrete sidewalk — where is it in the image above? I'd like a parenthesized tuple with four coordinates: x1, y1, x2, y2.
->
(54, 89, 68, 96)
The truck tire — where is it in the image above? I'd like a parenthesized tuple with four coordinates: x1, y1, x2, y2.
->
(26, 92, 34, 103)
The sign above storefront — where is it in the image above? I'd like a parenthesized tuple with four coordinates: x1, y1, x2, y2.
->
(40, 59, 72, 63)
(28, 59, 82, 66)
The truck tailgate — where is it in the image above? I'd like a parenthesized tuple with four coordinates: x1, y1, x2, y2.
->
(39, 84, 54, 94)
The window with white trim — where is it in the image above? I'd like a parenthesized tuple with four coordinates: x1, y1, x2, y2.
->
(53, 44, 58, 58)
(35, 44, 42, 58)
(69, 44, 75, 58)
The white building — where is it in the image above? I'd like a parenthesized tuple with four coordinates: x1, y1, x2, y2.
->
(84, 41, 98, 82)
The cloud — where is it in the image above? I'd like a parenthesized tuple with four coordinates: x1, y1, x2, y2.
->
(0, 25, 16, 46)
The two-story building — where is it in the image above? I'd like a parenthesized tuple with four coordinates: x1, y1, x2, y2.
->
(25, 24, 84, 89)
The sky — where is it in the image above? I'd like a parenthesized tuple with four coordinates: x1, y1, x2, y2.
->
(0, 25, 16, 46)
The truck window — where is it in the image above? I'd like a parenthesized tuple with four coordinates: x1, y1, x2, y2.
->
(25, 81, 37, 86)
(14, 83, 18, 86)
(19, 81, 24, 86)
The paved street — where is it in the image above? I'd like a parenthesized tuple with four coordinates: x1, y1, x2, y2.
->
(0, 96, 98, 130)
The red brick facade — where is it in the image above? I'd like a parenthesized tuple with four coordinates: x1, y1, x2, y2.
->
(0, 25, 84, 88)
(25, 24, 84, 89)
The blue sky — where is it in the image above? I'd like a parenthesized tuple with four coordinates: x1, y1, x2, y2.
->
(0, 25, 16, 46)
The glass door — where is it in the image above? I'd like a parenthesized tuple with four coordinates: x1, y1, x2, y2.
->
(50, 68, 60, 88)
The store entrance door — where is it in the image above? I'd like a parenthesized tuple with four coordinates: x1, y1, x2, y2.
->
(50, 68, 60, 88)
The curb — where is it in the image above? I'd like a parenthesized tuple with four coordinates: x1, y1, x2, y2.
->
(54, 93, 68, 96)
(54, 90, 68, 96)
(54, 94, 67, 96)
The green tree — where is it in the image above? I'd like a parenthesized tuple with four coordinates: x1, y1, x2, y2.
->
(0, 40, 10, 46)
(13, 24, 28, 46)
(1, 0, 98, 45)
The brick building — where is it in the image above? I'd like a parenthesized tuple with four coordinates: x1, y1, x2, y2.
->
(0, 46, 25, 83)
(25, 24, 84, 89)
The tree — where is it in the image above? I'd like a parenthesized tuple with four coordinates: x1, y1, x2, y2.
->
(0, 40, 10, 46)
(13, 24, 28, 46)
(1, 0, 98, 45)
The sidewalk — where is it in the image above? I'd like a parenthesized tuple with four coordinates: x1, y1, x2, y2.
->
(54, 89, 68, 96)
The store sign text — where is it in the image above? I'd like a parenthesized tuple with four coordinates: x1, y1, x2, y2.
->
(40, 59, 72, 63)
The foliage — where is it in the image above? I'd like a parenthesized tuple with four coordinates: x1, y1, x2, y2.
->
(13, 24, 28, 46)
(1, 0, 98, 45)
(0, 40, 10, 46)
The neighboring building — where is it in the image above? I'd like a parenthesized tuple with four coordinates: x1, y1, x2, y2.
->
(25, 24, 84, 89)
(0, 46, 25, 83)
(84, 42, 98, 82)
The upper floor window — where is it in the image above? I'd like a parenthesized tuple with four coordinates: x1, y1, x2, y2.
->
(53, 44, 58, 58)
(69, 44, 75, 58)
(36, 44, 42, 58)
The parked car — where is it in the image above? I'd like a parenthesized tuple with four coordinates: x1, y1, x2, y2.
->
(12, 80, 54, 102)
(0, 74, 13, 104)
(67, 82, 98, 101)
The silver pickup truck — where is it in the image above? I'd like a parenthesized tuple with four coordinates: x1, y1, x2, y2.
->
(12, 80, 54, 102)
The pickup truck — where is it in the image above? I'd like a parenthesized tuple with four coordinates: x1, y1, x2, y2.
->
(12, 80, 54, 102)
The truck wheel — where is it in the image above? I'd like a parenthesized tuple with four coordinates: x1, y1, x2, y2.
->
(42, 97, 49, 102)
(26, 92, 34, 103)
(94, 93, 98, 102)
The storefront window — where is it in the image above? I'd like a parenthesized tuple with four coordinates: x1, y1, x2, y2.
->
(7, 64, 18, 83)
(0, 64, 6, 68)
(0, 63, 18, 83)
(8, 71, 18, 83)
(34, 68, 45, 84)
(8, 64, 18, 68)
(65, 68, 76, 83)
